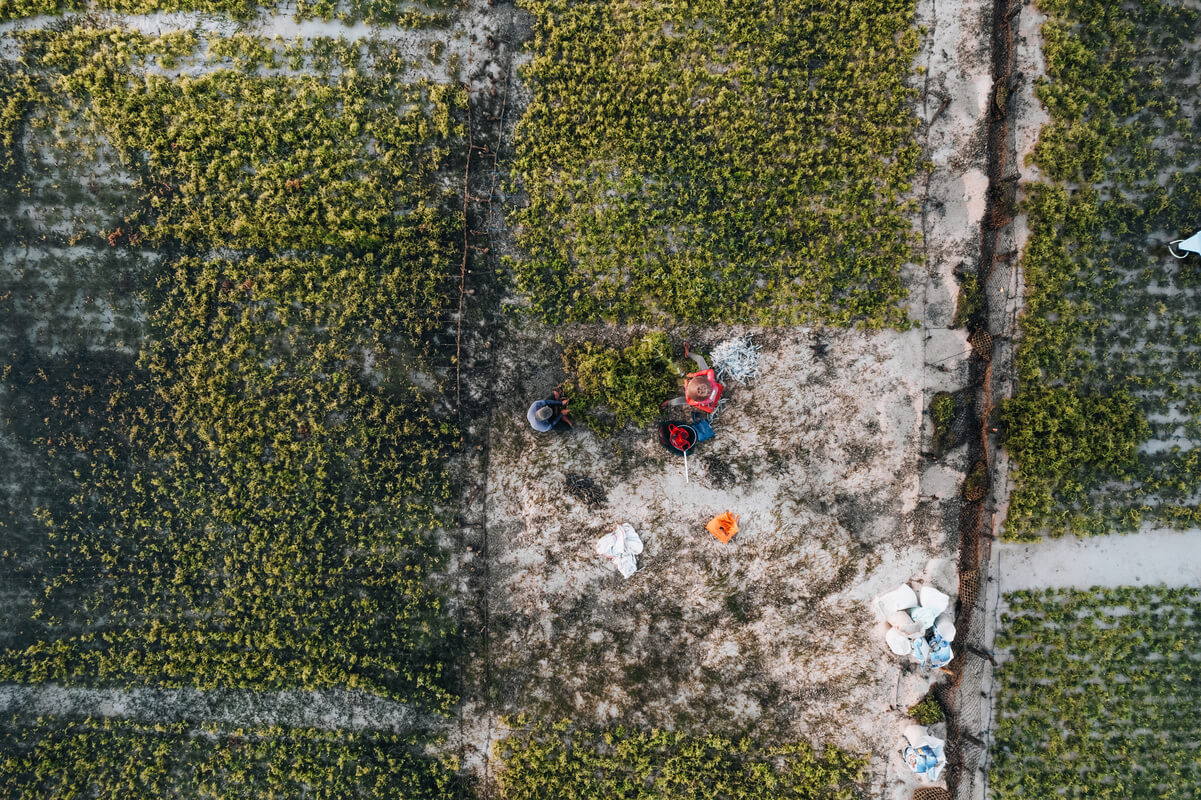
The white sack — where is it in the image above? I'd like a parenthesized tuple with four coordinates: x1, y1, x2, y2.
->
(935, 613, 957, 643)
(911, 629, 954, 669)
(596, 523, 643, 579)
(902, 729, 947, 782)
(874, 584, 918, 619)
(903, 725, 928, 746)
(911, 586, 951, 630)
(910, 605, 938, 630)
(887, 610, 922, 636)
(919, 586, 950, 615)
(885, 627, 913, 655)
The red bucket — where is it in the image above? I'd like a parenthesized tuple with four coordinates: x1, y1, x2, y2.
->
(657, 421, 696, 455)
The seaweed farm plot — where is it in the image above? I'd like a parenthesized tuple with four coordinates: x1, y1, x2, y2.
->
(0, 0, 1041, 797)
(507, 0, 922, 326)
(0, 714, 467, 798)
(0, 0, 454, 27)
(1003, 0, 1201, 538)
(0, 26, 466, 707)
(495, 721, 867, 800)
(991, 587, 1201, 799)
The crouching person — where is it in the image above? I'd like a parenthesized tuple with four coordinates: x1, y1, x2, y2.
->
(665, 344, 724, 414)
(527, 389, 573, 432)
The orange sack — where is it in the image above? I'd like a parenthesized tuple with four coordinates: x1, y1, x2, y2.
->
(706, 511, 740, 543)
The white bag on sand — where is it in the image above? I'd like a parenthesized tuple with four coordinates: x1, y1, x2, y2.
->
(912, 587, 951, 630)
(919, 586, 950, 615)
(885, 626, 913, 655)
(911, 630, 954, 669)
(910, 605, 937, 630)
(902, 731, 947, 782)
(935, 613, 956, 643)
(903, 725, 928, 746)
(596, 523, 643, 579)
(874, 584, 918, 618)
(880, 583, 956, 662)
(887, 610, 922, 636)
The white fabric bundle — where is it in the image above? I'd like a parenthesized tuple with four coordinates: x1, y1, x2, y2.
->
(875, 584, 918, 618)
(595, 523, 644, 579)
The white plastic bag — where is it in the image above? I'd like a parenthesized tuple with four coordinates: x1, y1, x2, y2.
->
(885, 627, 913, 655)
(874, 584, 918, 619)
(919, 586, 950, 615)
(911, 586, 951, 630)
(887, 610, 922, 637)
(595, 523, 643, 579)
(934, 613, 956, 643)
(902, 728, 947, 782)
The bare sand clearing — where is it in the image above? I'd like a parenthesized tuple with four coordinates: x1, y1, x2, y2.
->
(999, 530, 1201, 594)
(484, 328, 968, 797)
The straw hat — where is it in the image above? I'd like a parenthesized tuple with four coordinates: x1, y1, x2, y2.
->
(685, 376, 713, 401)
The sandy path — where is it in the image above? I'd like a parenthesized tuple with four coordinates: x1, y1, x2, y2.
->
(0, 684, 424, 731)
(998, 529, 1201, 594)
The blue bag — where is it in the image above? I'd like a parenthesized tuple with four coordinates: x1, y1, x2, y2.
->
(691, 419, 715, 443)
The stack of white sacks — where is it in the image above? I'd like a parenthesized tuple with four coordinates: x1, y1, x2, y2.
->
(875, 584, 956, 669)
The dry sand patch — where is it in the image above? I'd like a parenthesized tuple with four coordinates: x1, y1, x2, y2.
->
(483, 327, 961, 780)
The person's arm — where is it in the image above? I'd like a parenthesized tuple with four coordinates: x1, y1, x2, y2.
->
(546, 403, 572, 429)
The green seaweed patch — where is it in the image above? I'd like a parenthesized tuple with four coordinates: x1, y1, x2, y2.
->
(562, 332, 679, 435)
(496, 720, 866, 800)
(908, 693, 945, 725)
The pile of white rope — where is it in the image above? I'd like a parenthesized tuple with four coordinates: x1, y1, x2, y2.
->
(710, 335, 760, 385)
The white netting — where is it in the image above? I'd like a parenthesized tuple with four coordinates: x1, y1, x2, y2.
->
(710, 336, 760, 385)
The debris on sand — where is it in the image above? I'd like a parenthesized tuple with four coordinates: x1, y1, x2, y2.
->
(565, 472, 607, 509)
(710, 336, 761, 385)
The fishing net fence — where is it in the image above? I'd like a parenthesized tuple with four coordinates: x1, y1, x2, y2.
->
(934, 1, 1023, 798)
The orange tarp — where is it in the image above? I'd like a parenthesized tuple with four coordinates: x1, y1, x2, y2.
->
(706, 511, 739, 543)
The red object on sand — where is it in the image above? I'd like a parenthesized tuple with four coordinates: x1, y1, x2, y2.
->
(669, 425, 691, 451)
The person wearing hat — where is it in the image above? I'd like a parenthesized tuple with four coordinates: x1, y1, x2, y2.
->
(665, 343, 724, 414)
(527, 389, 573, 432)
